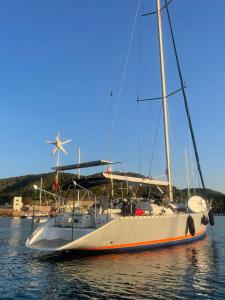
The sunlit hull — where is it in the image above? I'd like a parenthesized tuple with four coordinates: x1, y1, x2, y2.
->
(26, 212, 208, 252)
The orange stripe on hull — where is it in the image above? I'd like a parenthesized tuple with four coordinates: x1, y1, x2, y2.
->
(81, 229, 206, 251)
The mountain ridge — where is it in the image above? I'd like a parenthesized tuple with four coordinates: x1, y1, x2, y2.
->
(0, 173, 224, 213)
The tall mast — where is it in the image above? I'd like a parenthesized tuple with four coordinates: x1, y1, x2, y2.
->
(39, 177, 43, 209)
(156, 0, 173, 201)
(77, 145, 81, 205)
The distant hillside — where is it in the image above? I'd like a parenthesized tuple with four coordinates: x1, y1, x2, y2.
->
(0, 172, 75, 204)
(0, 173, 224, 213)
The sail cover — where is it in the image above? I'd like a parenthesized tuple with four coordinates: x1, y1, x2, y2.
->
(62, 172, 168, 190)
(102, 172, 169, 187)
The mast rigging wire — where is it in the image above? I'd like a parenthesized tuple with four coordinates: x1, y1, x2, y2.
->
(148, 103, 163, 178)
(136, 1, 144, 176)
(110, 0, 141, 134)
(137, 0, 144, 96)
(136, 102, 142, 175)
(136, 1, 159, 179)
(165, 0, 206, 194)
(107, 91, 113, 161)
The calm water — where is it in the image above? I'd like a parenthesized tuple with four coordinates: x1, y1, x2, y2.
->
(0, 217, 225, 299)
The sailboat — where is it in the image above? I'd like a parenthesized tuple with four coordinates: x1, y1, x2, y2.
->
(26, 0, 213, 252)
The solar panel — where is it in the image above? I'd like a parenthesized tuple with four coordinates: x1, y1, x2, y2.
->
(52, 160, 113, 171)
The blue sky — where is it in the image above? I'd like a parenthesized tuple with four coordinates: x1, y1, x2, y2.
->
(1, 0, 225, 193)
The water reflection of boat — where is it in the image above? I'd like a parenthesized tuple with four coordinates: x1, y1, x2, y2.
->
(26, 0, 211, 253)
(34, 237, 213, 299)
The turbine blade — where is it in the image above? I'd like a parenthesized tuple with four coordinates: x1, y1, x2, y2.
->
(62, 139, 72, 145)
(56, 132, 60, 142)
(46, 141, 57, 145)
(59, 145, 68, 155)
(51, 147, 58, 156)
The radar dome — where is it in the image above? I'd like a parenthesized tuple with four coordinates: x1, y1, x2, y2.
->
(187, 196, 207, 213)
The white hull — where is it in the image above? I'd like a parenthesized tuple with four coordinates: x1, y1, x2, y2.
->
(26, 212, 208, 252)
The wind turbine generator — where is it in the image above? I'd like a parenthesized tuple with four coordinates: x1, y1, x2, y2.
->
(46, 132, 71, 165)
(46, 132, 72, 191)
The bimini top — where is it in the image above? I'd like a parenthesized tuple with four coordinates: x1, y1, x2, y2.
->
(52, 160, 113, 171)
(62, 176, 109, 190)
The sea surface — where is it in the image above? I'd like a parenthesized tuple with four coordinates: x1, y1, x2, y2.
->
(0, 216, 225, 299)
